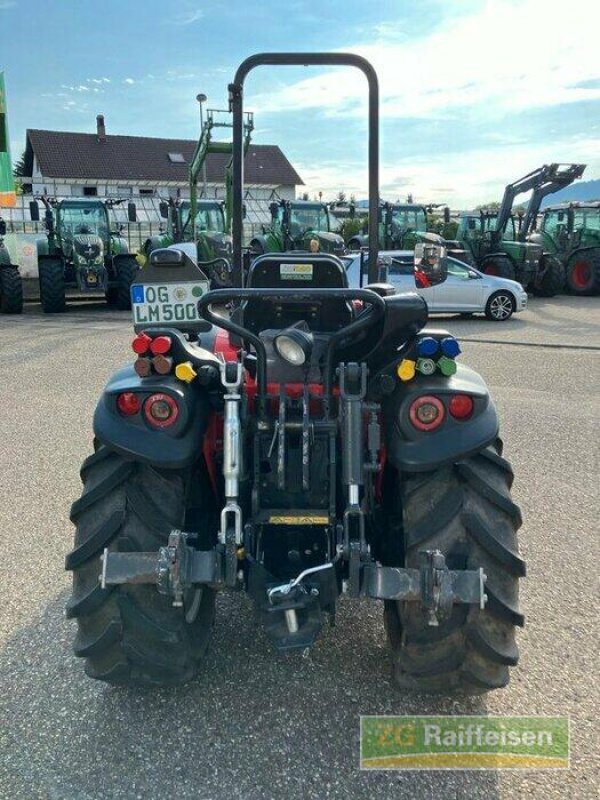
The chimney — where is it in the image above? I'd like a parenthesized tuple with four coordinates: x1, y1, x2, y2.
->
(96, 114, 106, 141)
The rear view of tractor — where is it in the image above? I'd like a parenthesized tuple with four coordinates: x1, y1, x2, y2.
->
(66, 53, 524, 695)
(30, 197, 139, 312)
(250, 199, 346, 257)
(530, 202, 600, 296)
(348, 202, 427, 251)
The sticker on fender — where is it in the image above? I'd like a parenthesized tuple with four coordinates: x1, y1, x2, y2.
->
(131, 282, 209, 324)
(280, 263, 313, 280)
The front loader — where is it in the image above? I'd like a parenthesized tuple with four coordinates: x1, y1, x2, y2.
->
(30, 197, 139, 312)
(456, 164, 575, 293)
(66, 53, 524, 694)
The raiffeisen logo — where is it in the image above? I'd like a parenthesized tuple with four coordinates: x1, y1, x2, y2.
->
(360, 716, 569, 770)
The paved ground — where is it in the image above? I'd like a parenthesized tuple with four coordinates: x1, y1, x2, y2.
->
(0, 295, 598, 799)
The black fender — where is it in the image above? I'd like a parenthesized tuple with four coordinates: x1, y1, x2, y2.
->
(382, 363, 498, 472)
(250, 235, 270, 254)
(93, 366, 213, 470)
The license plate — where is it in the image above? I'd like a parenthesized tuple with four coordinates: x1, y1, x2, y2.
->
(131, 282, 210, 325)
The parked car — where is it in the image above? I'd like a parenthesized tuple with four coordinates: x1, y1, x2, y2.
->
(343, 250, 528, 321)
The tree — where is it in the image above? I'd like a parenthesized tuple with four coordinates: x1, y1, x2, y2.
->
(12, 149, 26, 178)
(301, 191, 310, 201)
(337, 191, 346, 203)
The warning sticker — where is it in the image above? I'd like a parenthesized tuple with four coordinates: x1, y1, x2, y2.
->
(280, 263, 314, 280)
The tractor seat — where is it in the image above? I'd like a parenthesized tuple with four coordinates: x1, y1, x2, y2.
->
(243, 253, 353, 334)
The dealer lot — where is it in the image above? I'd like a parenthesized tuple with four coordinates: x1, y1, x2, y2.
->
(0, 295, 598, 800)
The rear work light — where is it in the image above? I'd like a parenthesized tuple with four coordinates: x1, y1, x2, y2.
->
(117, 392, 141, 416)
(144, 393, 179, 429)
(409, 395, 445, 432)
(449, 394, 474, 420)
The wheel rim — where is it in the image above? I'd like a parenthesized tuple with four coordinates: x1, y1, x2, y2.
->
(490, 294, 512, 319)
(571, 260, 592, 290)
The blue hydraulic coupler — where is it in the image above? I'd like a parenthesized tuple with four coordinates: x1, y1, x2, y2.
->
(417, 337, 440, 357)
(440, 337, 461, 358)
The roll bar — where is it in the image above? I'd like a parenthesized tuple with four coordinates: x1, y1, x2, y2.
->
(228, 52, 380, 284)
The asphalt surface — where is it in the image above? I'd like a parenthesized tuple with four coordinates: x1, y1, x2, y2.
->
(0, 295, 598, 800)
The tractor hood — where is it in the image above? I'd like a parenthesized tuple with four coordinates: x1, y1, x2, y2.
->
(73, 234, 104, 264)
(201, 231, 233, 259)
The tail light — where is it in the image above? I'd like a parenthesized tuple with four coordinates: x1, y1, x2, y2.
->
(144, 393, 179, 428)
(449, 394, 474, 420)
(117, 392, 141, 416)
(409, 395, 445, 431)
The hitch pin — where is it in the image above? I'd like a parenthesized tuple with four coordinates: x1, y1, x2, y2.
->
(268, 563, 333, 602)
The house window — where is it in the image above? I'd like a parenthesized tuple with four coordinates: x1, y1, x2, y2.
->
(139, 188, 154, 197)
(83, 186, 98, 196)
(168, 152, 185, 163)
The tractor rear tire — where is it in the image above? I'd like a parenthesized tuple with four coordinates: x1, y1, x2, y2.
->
(66, 446, 216, 686)
(39, 258, 66, 313)
(384, 441, 525, 694)
(565, 250, 600, 296)
(0, 266, 23, 314)
(480, 256, 516, 281)
(531, 255, 565, 297)
(111, 256, 138, 310)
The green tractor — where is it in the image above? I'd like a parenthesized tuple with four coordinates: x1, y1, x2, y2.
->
(30, 197, 139, 313)
(455, 165, 577, 294)
(0, 215, 23, 314)
(142, 108, 253, 288)
(529, 202, 600, 296)
(249, 199, 346, 257)
(348, 202, 426, 251)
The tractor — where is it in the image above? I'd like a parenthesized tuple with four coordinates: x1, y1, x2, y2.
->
(529, 201, 600, 296)
(249, 198, 346, 258)
(66, 53, 524, 694)
(142, 108, 254, 289)
(455, 165, 578, 294)
(30, 197, 139, 313)
(0, 215, 23, 314)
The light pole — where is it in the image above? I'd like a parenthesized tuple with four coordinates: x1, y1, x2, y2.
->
(196, 93, 208, 197)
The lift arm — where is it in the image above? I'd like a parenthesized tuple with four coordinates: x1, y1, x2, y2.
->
(518, 163, 586, 238)
(494, 164, 557, 241)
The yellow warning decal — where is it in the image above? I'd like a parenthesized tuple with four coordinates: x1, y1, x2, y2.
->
(269, 515, 329, 525)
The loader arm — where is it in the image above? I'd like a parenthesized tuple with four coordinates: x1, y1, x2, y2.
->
(494, 164, 558, 243)
(519, 163, 586, 239)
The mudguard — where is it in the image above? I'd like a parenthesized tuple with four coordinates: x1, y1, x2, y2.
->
(93, 366, 212, 469)
(382, 363, 498, 472)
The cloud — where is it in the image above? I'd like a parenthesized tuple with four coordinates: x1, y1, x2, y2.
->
(168, 8, 204, 25)
(247, 0, 600, 120)
(123, 78, 135, 85)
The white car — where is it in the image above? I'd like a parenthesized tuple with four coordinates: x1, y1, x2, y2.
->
(343, 250, 528, 321)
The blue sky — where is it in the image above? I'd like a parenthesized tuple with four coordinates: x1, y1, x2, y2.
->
(1, 0, 599, 206)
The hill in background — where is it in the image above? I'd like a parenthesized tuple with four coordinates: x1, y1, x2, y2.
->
(540, 178, 600, 208)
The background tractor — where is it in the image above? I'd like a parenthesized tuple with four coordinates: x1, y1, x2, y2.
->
(67, 52, 524, 695)
(30, 197, 139, 313)
(249, 198, 346, 257)
(529, 202, 600, 296)
(142, 108, 253, 288)
(0, 215, 23, 314)
(348, 202, 426, 250)
(455, 164, 582, 293)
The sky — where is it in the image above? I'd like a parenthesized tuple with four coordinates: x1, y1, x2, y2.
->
(1, 0, 599, 207)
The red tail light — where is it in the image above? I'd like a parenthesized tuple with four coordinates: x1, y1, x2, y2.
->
(144, 393, 179, 428)
(409, 395, 445, 431)
(132, 333, 152, 355)
(150, 336, 172, 355)
(117, 392, 141, 416)
(449, 394, 474, 420)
